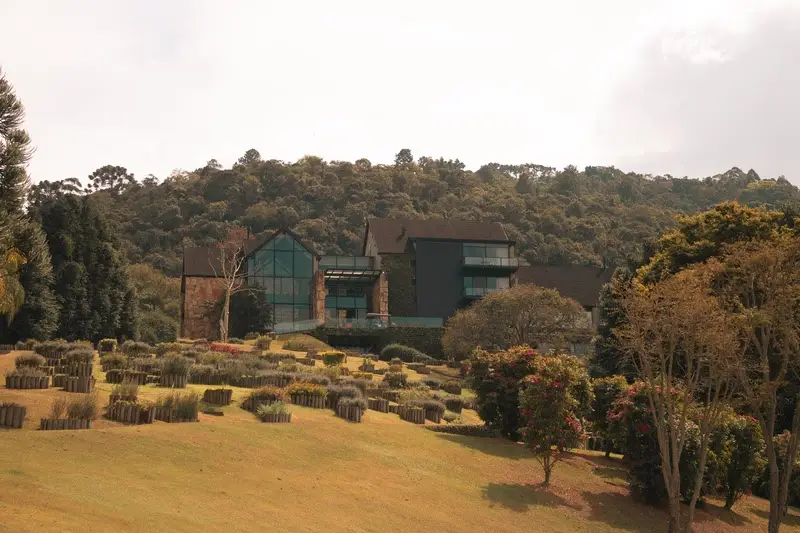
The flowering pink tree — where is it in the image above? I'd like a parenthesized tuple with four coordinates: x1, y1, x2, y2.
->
(518, 354, 592, 486)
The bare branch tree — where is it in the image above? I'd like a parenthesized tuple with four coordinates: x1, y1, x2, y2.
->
(207, 237, 250, 342)
(616, 265, 741, 533)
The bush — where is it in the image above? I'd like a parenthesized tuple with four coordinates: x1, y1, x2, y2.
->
(421, 378, 441, 389)
(100, 353, 128, 370)
(443, 396, 466, 413)
(15, 339, 38, 351)
(407, 399, 445, 415)
(293, 373, 331, 387)
(97, 338, 118, 353)
(425, 424, 495, 437)
(469, 345, 537, 440)
(286, 382, 328, 397)
(7, 367, 46, 378)
(155, 342, 185, 357)
(49, 397, 67, 419)
(720, 415, 766, 509)
(255, 336, 272, 350)
(161, 354, 192, 376)
(111, 382, 139, 398)
(244, 386, 286, 410)
(327, 385, 362, 409)
(156, 391, 200, 420)
(283, 339, 314, 351)
(256, 402, 289, 419)
(380, 344, 433, 363)
(440, 380, 462, 395)
(121, 340, 152, 357)
(382, 372, 408, 389)
(389, 357, 403, 366)
(131, 357, 162, 374)
(14, 353, 46, 368)
(588, 376, 629, 456)
(66, 393, 99, 420)
(351, 372, 373, 381)
(34, 341, 70, 358)
(310, 365, 341, 382)
(210, 343, 242, 355)
(227, 338, 244, 345)
(338, 396, 367, 413)
(278, 360, 300, 373)
(443, 412, 463, 424)
(65, 347, 94, 364)
(244, 332, 259, 341)
(323, 352, 346, 367)
(518, 354, 592, 486)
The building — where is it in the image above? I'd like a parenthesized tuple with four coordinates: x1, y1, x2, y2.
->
(180, 219, 610, 339)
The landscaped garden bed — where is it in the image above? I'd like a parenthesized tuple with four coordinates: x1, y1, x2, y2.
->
(287, 382, 327, 409)
(106, 401, 155, 425)
(398, 405, 425, 424)
(39, 418, 92, 430)
(153, 392, 200, 423)
(203, 388, 233, 406)
(5, 372, 49, 389)
(241, 386, 284, 412)
(254, 402, 291, 423)
(367, 397, 389, 413)
(64, 376, 95, 393)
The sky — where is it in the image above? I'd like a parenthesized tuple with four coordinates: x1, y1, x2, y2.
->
(1, 0, 799, 184)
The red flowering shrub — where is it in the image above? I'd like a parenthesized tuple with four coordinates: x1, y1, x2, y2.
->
(588, 376, 628, 456)
(209, 343, 242, 356)
(518, 354, 592, 485)
(469, 345, 537, 439)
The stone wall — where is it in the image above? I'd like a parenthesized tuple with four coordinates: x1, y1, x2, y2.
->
(309, 325, 444, 358)
(181, 277, 225, 340)
(312, 270, 326, 319)
(381, 254, 416, 316)
(371, 273, 389, 315)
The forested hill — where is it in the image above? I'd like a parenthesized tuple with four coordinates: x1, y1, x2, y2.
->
(49, 150, 799, 277)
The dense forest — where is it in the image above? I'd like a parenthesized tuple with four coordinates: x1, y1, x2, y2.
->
(35, 149, 798, 278)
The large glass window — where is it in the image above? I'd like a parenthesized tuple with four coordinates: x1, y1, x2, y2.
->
(463, 276, 510, 295)
(462, 243, 510, 258)
(246, 232, 315, 324)
(324, 282, 371, 321)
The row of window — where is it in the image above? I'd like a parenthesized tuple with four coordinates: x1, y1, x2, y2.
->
(462, 242, 511, 259)
(463, 276, 511, 290)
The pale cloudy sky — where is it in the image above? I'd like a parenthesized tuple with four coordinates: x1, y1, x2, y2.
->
(1, 0, 799, 184)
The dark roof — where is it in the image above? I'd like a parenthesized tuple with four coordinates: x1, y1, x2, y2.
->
(182, 228, 316, 277)
(366, 218, 511, 254)
(515, 265, 613, 307)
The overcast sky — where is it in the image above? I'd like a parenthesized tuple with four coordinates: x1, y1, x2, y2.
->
(1, 0, 798, 184)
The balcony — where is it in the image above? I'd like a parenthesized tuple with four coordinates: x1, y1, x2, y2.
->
(462, 287, 507, 299)
(323, 316, 443, 329)
(320, 256, 375, 270)
(462, 256, 519, 269)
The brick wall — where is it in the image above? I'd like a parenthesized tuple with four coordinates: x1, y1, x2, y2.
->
(181, 277, 225, 340)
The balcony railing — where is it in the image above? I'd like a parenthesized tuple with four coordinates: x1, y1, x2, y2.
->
(323, 317, 443, 329)
(463, 287, 506, 298)
(319, 256, 375, 270)
(462, 256, 519, 268)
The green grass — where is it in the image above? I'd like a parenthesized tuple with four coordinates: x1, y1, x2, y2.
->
(0, 352, 794, 533)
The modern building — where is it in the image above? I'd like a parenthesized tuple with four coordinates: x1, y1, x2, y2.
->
(180, 219, 610, 339)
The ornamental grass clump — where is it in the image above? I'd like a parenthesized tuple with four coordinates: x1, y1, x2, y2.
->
(97, 338, 118, 353)
(100, 353, 128, 370)
(121, 340, 152, 357)
(243, 386, 285, 411)
(326, 385, 362, 410)
(14, 352, 46, 368)
(156, 391, 200, 421)
(282, 339, 315, 351)
(161, 354, 192, 376)
(256, 402, 289, 420)
(285, 382, 328, 397)
(323, 352, 346, 366)
(382, 372, 407, 389)
(65, 347, 94, 364)
(66, 393, 99, 420)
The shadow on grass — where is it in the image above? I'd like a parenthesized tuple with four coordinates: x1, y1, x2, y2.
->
(750, 506, 800, 527)
(581, 490, 662, 532)
(434, 434, 527, 460)
(483, 483, 580, 512)
(691, 501, 752, 526)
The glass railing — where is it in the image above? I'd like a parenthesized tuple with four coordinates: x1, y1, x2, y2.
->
(272, 318, 323, 334)
(463, 287, 506, 298)
(462, 256, 519, 268)
(323, 317, 443, 329)
(319, 256, 374, 270)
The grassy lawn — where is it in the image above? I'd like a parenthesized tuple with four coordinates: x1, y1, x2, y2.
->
(0, 352, 797, 533)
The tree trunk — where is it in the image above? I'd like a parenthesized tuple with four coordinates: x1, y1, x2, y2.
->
(685, 434, 710, 531)
(667, 497, 681, 533)
(220, 291, 231, 342)
(542, 457, 552, 486)
(766, 433, 782, 533)
(604, 439, 612, 458)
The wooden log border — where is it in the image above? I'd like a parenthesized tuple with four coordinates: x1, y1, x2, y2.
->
(259, 413, 291, 423)
(203, 388, 233, 406)
(4, 375, 50, 389)
(67, 362, 93, 377)
(367, 397, 389, 413)
(109, 394, 137, 404)
(336, 404, 363, 423)
(289, 393, 326, 409)
(152, 407, 197, 423)
(399, 406, 426, 424)
(39, 419, 92, 430)
(106, 403, 155, 425)
(0, 404, 26, 428)
(159, 374, 187, 388)
(64, 376, 95, 393)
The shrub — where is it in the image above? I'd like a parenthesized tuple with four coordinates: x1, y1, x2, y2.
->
(398, 389, 432, 403)
(389, 364, 403, 373)
(283, 339, 314, 351)
(14, 353, 46, 368)
(15, 339, 38, 351)
(351, 372, 373, 381)
(721, 415, 766, 509)
(66, 393, 99, 420)
(227, 338, 245, 345)
(111, 382, 139, 398)
(278, 360, 300, 373)
(441, 380, 462, 395)
(443, 412, 463, 424)
(49, 397, 67, 419)
(255, 336, 272, 350)
(327, 385, 362, 409)
(425, 424, 495, 437)
(382, 372, 408, 389)
(469, 345, 537, 440)
(6, 367, 46, 378)
(323, 352, 346, 367)
(518, 354, 593, 486)
(210, 342, 242, 355)
(338, 396, 367, 413)
(65, 347, 94, 364)
(293, 373, 331, 387)
(588, 376, 629, 456)
(121, 340, 153, 357)
(421, 378, 441, 389)
(256, 402, 289, 419)
(244, 386, 286, 410)
(380, 344, 433, 363)
(131, 357, 162, 374)
(162, 354, 192, 376)
(34, 341, 70, 358)
(443, 396, 466, 413)
(390, 357, 403, 366)
(156, 391, 200, 420)
(100, 353, 128, 370)
(97, 338, 118, 353)
(339, 378, 370, 394)
(286, 382, 328, 397)
(407, 399, 445, 416)
(244, 332, 259, 341)
(154, 342, 184, 357)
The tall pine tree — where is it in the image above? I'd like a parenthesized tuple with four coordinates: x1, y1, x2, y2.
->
(32, 191, 138, 342)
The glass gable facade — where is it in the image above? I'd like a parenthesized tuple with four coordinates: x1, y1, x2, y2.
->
(247, 233, 314, 324)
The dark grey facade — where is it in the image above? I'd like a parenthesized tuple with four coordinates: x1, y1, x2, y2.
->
(414, 240, 464, 319)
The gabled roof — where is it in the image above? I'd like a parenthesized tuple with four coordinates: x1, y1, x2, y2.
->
(182, 227, 317, 277)
(365, 218, 512, 254)
(515, 265, 613, 307)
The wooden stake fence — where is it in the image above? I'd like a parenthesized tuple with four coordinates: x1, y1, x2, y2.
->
(259, 413, 291, 423)
(64, 376, 95, 393)
(0, 404, 26, 428)
(399, 406, 426, 424)
(159, 374, 187, 388)
(39, 419, 92, 430)
(5, 375, 49, 389)
(203, 388, 233, 406)
(367, 397, 389, 413)
(290, 393, 326, 409)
